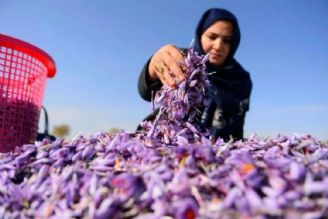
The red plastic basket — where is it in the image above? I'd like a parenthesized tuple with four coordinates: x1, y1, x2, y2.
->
(0, 33, 56, 153)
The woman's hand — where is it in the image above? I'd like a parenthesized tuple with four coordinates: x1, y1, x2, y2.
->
(148, 44, 186, 87)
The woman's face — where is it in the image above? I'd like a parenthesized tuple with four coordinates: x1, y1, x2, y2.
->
(201, 20, 234, 66)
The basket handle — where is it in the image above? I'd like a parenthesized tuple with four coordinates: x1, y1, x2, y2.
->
(36, 106, 56, 141)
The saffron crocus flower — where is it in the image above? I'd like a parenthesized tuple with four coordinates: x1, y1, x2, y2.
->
(111, 173, 146, 201)
(268, 172, 287, 194)
(94, 198, 120, 219)
(303, 176, 328, 195)
(1, 47, 328, 218)
(245, 188, 262, 209)
(223, 187, 241, 208)
(288, 161, 306, 181)
(173, 197, 198, 219)
(225, 150, 254, 167)
(151, 198, 170, 217)
(263, 146, 291, 169)
(167, 170, 191, 196)
(194, 145, 215, 163)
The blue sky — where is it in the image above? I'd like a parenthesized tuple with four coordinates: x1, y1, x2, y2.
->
(1, 1, 327, 140)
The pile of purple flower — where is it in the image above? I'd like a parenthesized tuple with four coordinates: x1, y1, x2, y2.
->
(141, 48, 209, 147)
(1, 49, 328, 219)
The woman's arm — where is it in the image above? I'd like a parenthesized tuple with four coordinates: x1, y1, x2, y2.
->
(137, 58, 162, 101)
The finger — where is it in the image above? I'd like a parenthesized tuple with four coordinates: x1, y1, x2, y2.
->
(154, 62, 168, 86)
(155, 61, 176, 87)
(168, 45, 185, 62)
(161, 52, 185, 83)
(161, 63, 176, 87)
(156, 70, 168, 86)
(169, 47, 188, 73)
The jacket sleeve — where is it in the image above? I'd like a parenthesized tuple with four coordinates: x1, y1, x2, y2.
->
(138, 58, 163, 102)
(230, 112, 246, 141)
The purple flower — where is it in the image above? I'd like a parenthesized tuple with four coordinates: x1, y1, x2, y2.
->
(268, 172, 287, 194)
(226, 150, 254, 167)
(288, 162, 306, 181)
(264, 146, 291, 169)
(303, 176, 328, 195)
(245, 188, 262, 209)
(194, 145, 215, 163)
(81, 145, 96, 160)
(168, 170, 190, 195)
(111, 173, 146, 200)
(151, 198, 170, 217)
(173, 197, 198, 219)
(2, 48, 328, 219)
(94, 198, 120, 219)
(223, 187, 241, 208)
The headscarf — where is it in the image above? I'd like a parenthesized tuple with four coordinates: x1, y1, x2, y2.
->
(193, 8, 252, 140)
(193, 8, 241, 63)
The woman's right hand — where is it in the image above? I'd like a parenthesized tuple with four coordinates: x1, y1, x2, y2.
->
(148, 44, 186, 87)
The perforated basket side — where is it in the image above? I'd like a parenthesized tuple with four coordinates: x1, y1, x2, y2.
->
(0, 34, 56, 153)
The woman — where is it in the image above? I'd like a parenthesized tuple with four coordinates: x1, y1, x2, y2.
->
(138, 8, 252, 141)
